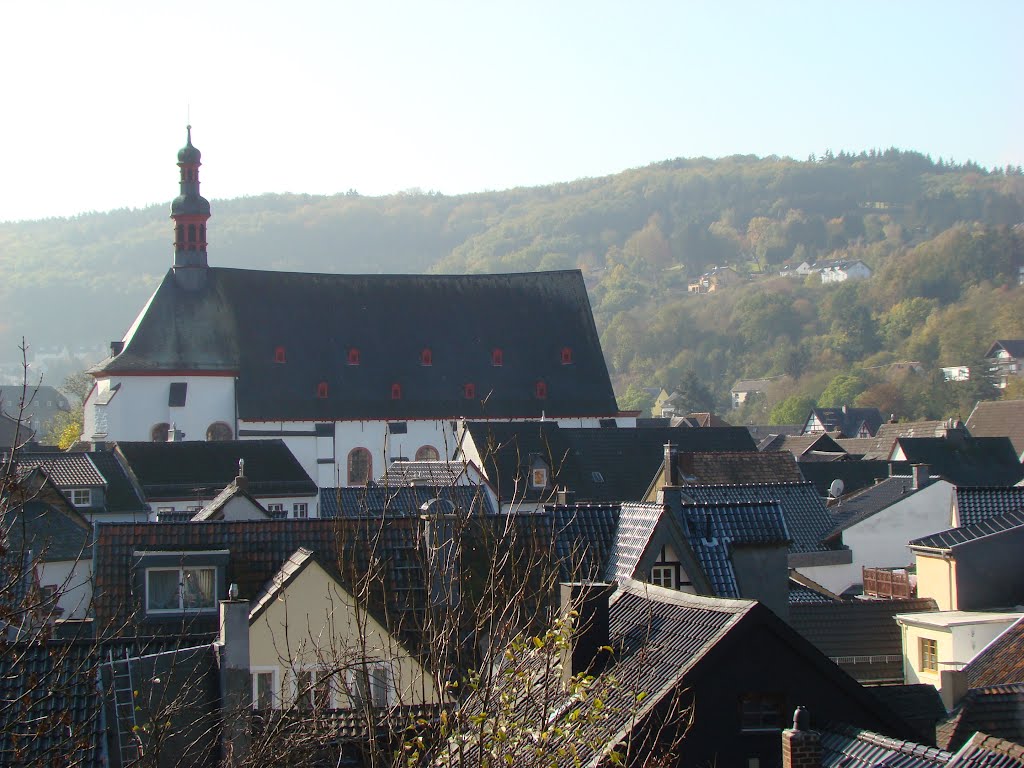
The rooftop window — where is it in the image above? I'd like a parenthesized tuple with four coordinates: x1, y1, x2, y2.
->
(491, 348, 503, 367)
(421, 348, 432, 366)
(347, 348, 360, 366)
(274, 346, 286, 364)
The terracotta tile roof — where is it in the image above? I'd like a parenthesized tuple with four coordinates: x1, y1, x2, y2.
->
(862, 421, 954, 459)
(967, 400, 1024, 459)
(676, 450, 802, 484)
(16, 452, 105, 486)
(964, 618, 1024, 689)
(937, 684, 1024, 753)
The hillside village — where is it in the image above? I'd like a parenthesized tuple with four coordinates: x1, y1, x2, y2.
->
(2, 131, 1024, 768)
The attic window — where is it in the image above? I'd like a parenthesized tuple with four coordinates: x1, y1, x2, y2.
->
(416, 445, 440, 461)
(535, 380, 548, 399)
(561, 347, 573, 365)
(391, 383, 402, 400)
(274, 346, 286, 364)
(70, 489, 92, 507)
(421, 348, 433, 366)
(347, 348, 361, 366)
(317, 381, 329, 399)
(740, 693, 784, 732)
(168, 382, 187, 407)
(146, 566, 216, 614)
(491, 348, 503, 367)
(463, 383, 476, 399)
(591, 471, 604, 483)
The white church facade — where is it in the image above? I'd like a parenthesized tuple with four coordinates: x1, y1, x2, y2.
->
(84, 129, 627, 487)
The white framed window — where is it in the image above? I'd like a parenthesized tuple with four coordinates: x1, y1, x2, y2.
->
(267, 503, 286, 518)
(146, 566, 217, 613)
(531, 467, 548, 489)
(346, 662, 393, 708)
(650, 565, 676, 589)
(252, 667, 279, 710)
(70, 489, 92, 507)
(293, 503, 308, 519)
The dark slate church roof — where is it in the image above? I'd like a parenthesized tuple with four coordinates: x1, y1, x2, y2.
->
(93, 268, 618, 421)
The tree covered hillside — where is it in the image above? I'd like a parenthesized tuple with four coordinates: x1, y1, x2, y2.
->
(2, 150, 1022, 419)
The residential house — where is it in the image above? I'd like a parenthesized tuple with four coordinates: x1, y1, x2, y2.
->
(643, 448, 803, 495)
(943, 366, 972, 383)
(687, 264, 743, 293)
(984, 340, 1024, 389)
(966, 399, 1024, 460)
(818, 259, 873, 284)
(888, 428, 1024, 488)
(0, 384, 70, 434)
(856, 419, 957, 460)
(83, 130, 623, 489)
(0, 412, 33, 450)
(802, 406, 885, 438)
(731, 378, 774, 409)
(445, 579, 916, 768)
(759, 431, 851, 461)
(952, 486, 1024, 528)
(456, 421, 756, 511)
(798, 460, 894, 498)
(113, 439, 318, 520)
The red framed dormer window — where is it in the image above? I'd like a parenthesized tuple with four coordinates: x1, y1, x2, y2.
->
(317, 381, 329, 399)
(421, 347, 433, 366)
(347, 348, 360, 366)
(561, 346, 573, 365)
(274, 346, 287, 364)
(391, 383, 402, 400)
(463, 383, 476, 400)
(535, 380, 547, 399)
(492, 348, 504, 367)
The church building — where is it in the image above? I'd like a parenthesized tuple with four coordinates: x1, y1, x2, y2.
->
(83, 129, 623, 487)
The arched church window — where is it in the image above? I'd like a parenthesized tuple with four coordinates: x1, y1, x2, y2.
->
(206, 422, 233, 441)
(151, 423, 170, 442)
(415, 445, 440, 461)
(348, 448, 372, 485)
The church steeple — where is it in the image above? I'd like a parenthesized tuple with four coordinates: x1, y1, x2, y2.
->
(171, 125, 211, 289)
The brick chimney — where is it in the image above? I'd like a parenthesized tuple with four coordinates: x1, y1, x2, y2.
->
(560, 582, 615, 686)
(782, 706, 821, 768)
(911, 463, 930, 491)
(217, 593, 251, 767)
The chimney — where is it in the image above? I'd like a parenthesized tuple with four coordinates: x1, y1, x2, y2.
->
(217, 593, 251, 766)
(109, 341, 124, 356)
(560, 582, 615, 685)
(234, 458, 248, 492)
(782, 706, 821, 768)
(911, 463, 930, 491)
(167, 423, 185, 442)
(556, 486, 576, 505)
(663, 442, 678, 487)
(940, 669, 968, 710)
(421, 499, 461, 614)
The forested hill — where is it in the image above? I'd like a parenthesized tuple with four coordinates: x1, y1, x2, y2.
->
(3, 150, 1023, 420)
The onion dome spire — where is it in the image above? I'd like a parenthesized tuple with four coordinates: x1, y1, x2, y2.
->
(171, 125, 211, 289)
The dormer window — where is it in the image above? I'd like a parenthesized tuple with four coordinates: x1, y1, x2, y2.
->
(70, 489, 92, 507)
(561, 347, 573, 365)
(391, 383, 402, 400)
(531, 466, 549, 489)
(274, 346, 287, 364)
(421, 348, 433, 366)
(535, 380, 548, 399)
(463, 383, 476, 399)
(317, 381, 329, 399)
(347, 348, 361, 366)
(491, 348, 504, 367)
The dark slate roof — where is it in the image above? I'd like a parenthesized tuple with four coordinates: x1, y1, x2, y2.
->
(948, 732, 1024, 767)
(5, 499, 92, 562)
(827, 476, 919, 537)
(821, 723, 952, 767)
(964, 618, 1024, 690)
(986, 340, 1024, 360)
(462, 421, 756, 504)
(870, 684, 951, 746)
(93, 268, 619, 420)
(808, 407, 885, 438)
(937, 684, 1024, 753)
(676, 450, 803, 485)
(0, 640, 104, 767)
(800, 460, 895, 498)
(83, 450, 149, 514)
(892, 436, 1024, 488)
(967, 400, 1024, 459)
(911, 510, 1024, 552)
(789, 569, 842, 604)
(114, 439, 316, 500)
(550, 503, 622, 582)
(955, 488, 1024, 528)
(321, 484, 496, 517)
(92, 518, 425, 643)
(761, 432, 849, 457)
(677, 500, 789, 598)
(679, 482, 837, 554)
(0, 412, 33, 449)
(789, 598, 939, 684)
(863, 421, 954, 459)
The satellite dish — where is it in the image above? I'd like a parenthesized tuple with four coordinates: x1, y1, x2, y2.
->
(828, 479, 845, 499)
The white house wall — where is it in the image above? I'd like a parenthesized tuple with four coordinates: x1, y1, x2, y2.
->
(85, 375, 236, 443)
(798, 480, 954, 594)
(40, 559, 92, 621)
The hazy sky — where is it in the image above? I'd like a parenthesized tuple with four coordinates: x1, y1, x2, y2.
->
(2, 1, 1020, 222)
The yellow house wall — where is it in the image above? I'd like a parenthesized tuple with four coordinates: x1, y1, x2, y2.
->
(248, 559, 440, 708)
(915, 553, 957, 610)
(901, 624, 952, 687)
